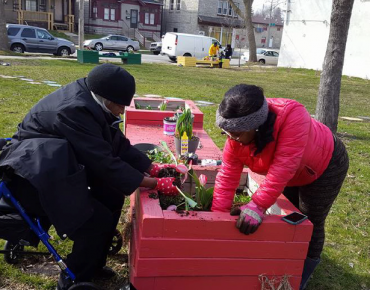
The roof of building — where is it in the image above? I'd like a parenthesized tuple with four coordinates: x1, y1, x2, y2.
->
(252, 15, 284, 26)
(142, 0, 162, 5)
(198, 15, 284, 27)
(198, 15, 245, 28)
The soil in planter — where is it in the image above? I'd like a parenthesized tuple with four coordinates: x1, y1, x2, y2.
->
(157, 167, 184, 210)
(230, 189, 252, 215)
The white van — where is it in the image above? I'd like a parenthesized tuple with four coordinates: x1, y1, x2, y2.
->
(161, 33, 222, 61)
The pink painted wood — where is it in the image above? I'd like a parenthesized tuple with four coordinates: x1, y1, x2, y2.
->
(129, 189, 313, 290)
(125, 98, 204, 128)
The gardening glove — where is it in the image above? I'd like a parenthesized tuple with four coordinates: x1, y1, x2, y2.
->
(155, 177, 179, 196)
(149, 163, 177, 177)
(234, 201, 265, 235)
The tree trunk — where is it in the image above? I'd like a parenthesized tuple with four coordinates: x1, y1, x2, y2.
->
(316, 0, 355, 133)
(228, 0, 257, 62)
(0, 0, 9, 51)
(244, 0, 257, 62)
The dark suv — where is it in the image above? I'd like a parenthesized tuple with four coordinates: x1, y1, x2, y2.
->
(6, 24, 76, 56)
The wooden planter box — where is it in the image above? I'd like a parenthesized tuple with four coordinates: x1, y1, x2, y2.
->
(128, 169, 313, 290)
(125, 98, 204, 130)
(177, 56, 197, 67)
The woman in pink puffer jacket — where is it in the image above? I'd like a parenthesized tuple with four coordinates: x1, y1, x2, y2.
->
(213, 84, 349, 290)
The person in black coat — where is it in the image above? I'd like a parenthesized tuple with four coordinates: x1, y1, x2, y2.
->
(219, 44, 233, 68)
(0, 64, 177, 289)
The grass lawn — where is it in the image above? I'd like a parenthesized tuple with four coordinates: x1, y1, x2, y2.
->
(0, 60, 369, 290)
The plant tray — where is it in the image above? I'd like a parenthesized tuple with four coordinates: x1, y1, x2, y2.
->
(125, 98, 204, 129)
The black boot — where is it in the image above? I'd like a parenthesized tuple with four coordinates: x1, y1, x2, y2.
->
(93, 266, 117, 280)
(56, 272, 73, 290)
(300, 257, 321, 290)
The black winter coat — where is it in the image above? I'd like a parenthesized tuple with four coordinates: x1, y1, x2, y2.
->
(0, 78, 151, 236)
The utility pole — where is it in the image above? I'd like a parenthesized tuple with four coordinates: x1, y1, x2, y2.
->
(266, 0, 284, 48)
(78, 0, 84, 50)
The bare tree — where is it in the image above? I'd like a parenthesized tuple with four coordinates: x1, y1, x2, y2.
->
(0, 0, 9, 51)
(228, 0, 257, 62)
(316, 0, 355, 133)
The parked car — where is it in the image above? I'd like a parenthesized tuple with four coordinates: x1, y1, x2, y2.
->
(6, 24, 75, 56)
(241, 48, 279, 65)
(84, 35, 140, 52)
(241, 48, 267, 61)
(161, 32, 223, 61)
(150, 42, 162, 55)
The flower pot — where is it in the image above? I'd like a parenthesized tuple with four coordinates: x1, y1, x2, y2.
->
(174, 136, 200, 156)
(133, 143, 161, 153)
(163, 117, 176, 135)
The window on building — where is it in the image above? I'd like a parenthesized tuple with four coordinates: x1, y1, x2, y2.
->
(170, 0, 174, 10)
(103, 7, 116, 21)
(150, 13, 155, 24)
(145, 12, 149, 24)
(176, 0, 180, 10)
(222, 1, 227, 14)
(104, 8, 109, 20)
(173, 28, 178, 32)
(217, 1, 238, 17)
(110, 8, 115, 20)
(145, 12, 155, 25)
(39, 0, 46, 12)
(25, 0, 37, 11)
(217, 0, 222, 14)
(92, 2, 97, 18)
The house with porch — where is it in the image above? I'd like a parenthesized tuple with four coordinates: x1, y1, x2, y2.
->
(83, 0, 163, 45)
(162, 0, 284, 49)
(4, 0, 75, 32)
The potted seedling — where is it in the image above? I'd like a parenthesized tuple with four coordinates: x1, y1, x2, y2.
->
(174, 108, 199, 156)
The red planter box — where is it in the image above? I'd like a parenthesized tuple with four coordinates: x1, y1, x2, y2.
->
(129, 170, 313, 290)
(125, 98, 204, 129)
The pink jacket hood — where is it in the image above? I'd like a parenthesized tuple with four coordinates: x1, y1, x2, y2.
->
(212, 98, 334, 212)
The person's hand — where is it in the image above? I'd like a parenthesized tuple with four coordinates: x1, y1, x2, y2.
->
(155, 177, 178, 196)
(232, 201, 265, 235)
(149, 163, 177, 177)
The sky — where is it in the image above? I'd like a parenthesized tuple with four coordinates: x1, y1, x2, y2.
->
(252, 0, 286, 13)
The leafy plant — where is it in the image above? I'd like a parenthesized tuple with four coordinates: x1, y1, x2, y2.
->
(160, 140, 178, 166)
(189, 169, 214, 211)
(159, 100, 168, 111)
(145, 105, 152, 110)
(135, 103, 142, 109)
(175, 108, 193, 139)
(176, 186, 197, 211)
(146, 148, 172, 164)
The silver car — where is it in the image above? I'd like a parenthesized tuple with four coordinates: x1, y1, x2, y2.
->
(6, 24, 76, 56)
(83, 35, 140, 52)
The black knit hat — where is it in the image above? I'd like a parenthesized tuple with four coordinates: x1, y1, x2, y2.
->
(86, 63, 135, 106)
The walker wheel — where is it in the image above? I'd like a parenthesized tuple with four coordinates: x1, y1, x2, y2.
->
(108, 229, 123, 255)
(69, 282, 101, 290)
(4, 241, 24, 264)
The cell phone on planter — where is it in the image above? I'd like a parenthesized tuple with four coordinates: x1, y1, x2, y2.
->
(282, 212, 308, 225)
